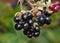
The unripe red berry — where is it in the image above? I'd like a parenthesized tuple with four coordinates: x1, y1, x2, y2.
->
(49, 3, 57, 10)
(53, 5, 60, 12)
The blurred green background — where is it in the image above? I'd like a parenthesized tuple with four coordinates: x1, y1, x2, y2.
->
(0, 0, 60, 43)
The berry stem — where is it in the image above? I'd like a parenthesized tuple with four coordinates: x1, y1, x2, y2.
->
(19, 0, 23, 11)
(40, 0, 46, 3)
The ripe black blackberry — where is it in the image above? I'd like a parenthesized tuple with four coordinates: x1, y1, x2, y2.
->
(13, 0, 60, 38)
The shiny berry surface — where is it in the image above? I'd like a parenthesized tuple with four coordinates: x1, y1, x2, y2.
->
(14, 16, 20, 23)
(53, 5, 60, 12)
(23, 23, 29, 30)
(28, 19, 33, 26)
(49, 0, 60, 12)
(38, 15, 45, 26)
(49, 3, 56, 10)
(34, 25, 40, 32)
(45, 17, 51, 25)
(27, 34, 32, 38)
(22, 14, 28, 21)
(33, 31, 40, 37)
(15, 23, 22, 30)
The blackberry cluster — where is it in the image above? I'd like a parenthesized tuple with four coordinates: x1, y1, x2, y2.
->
(14, 7, 52, 38)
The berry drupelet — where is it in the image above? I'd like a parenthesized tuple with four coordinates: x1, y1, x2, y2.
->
(37, 15, 45, 26)
(15, 23, 22, 30)
(45, 17, 52, 25)
(28, 19, 33, 26)
(23, 23, 29, 30)
(22, 14, 28, 21)
(28, 13, 33, 19)
(14, 16, 20, 23)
